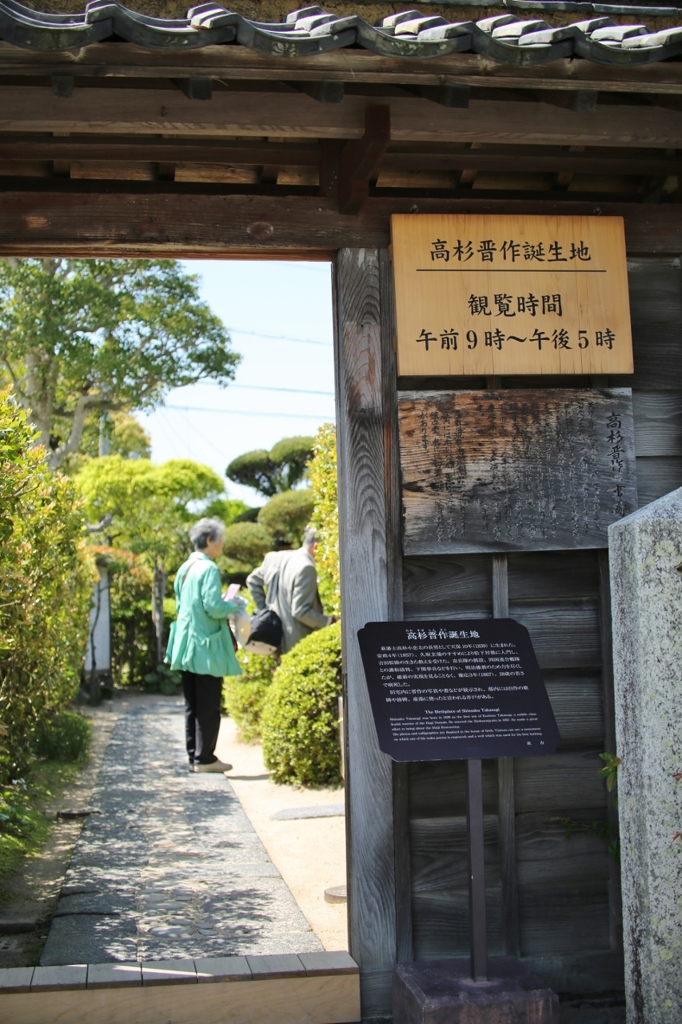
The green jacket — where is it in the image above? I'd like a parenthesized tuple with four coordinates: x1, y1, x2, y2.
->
(166, 552, 242, 678)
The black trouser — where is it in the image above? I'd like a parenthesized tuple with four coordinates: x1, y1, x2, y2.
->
(181, 672, 223, 765)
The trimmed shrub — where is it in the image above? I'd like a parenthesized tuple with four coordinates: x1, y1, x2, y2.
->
(223, 650, 278, 743)
(0, 390, 94, 783)
(257, 488, 314, 548)
(261, 622, 342, 787)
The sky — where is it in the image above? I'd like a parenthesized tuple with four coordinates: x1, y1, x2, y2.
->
(137, 260, 336, 507)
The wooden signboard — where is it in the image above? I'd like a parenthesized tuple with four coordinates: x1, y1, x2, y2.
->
(391, 214, 634, 377)
(399, 389, 637, 554)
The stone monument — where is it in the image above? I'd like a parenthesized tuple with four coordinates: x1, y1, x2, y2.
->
(609, 486, 682, 1024)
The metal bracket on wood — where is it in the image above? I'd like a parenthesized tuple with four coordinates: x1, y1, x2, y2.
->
(171, 77, 213, 101)
(338, 105, 391, 215)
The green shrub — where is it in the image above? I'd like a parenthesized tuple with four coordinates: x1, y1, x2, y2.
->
(0, 390, 94, 783)
(261, 622, 342, 787)
(309, 424, 339, 617)
(223, 650, 278, 743)
(34, 711, 91, 763)
(257, 489, 314, 548)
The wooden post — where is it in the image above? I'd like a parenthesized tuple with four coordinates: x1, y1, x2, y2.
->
(466, 758, 488, 982)
(493, 553, 521, 957)
(335, 248, 400, 1017)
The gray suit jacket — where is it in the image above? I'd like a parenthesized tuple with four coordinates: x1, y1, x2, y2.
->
(246, 547, 330, 654)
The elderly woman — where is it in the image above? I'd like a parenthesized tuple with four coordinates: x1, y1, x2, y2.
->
(166, 517, 242, 773)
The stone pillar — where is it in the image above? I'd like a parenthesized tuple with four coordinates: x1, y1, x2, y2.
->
(608, 487, 682, 1024)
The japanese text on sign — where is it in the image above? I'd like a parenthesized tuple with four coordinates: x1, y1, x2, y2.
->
(391, 214, 633, 376)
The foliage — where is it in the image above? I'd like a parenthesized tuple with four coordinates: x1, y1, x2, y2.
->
(92, 546, 156, 687)
(78, 456, 229, 666)
(598, 751, 621, 792)
(143, 663, 182, 695)
(257, 489, 314, 548)
(226, 436, 314, 497)
(34, 711, 91, 763)
(0, 258, 239, 469)
(0, 760, 83, 894)
(203, 496, 252, 528)
(555, 750, 622, 863)
(309, 423, 340, 617)
(0, 389, 94, 783)
(261, 622, 342, 787)
(77, 455, 224, 566)
(221, 522, 275, 582)
(71, 411, 152, 468)
(223, 650, 278, 743)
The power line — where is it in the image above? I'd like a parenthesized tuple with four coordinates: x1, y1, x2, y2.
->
(230, 383, 334, 397)
(165, 404, 334, 421)
(229, 327, 333, 348)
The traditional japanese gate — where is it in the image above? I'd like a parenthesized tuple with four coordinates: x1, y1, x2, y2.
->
(2, 1, 682, 1016)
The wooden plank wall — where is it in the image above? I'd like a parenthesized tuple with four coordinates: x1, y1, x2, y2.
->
(401, 257, 682, 997)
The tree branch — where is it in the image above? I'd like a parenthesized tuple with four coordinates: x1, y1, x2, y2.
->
(46, 393, 98, 470)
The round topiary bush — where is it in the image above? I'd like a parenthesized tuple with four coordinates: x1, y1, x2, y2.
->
(223, 650, 278, 743)
(261, 622, 342, 787)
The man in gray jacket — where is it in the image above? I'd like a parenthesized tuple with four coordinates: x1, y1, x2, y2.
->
(246, 528, 331, 653)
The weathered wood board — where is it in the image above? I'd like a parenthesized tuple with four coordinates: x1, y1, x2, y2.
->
(399, 389, 636, 554)
(391, 214, 633, 377)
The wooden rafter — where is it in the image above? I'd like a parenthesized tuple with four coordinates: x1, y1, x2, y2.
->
(2, 43, 682, 96)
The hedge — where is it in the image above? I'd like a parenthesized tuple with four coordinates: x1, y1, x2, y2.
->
(261, 622, 342, 787)
(223, 649, 278, 743)
(0, 390, 94, 782)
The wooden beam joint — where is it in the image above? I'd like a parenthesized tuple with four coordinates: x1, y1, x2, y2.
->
(171, 77, 213, 101)
(338, 105, 391, 215)
(297, 80, 345, 104)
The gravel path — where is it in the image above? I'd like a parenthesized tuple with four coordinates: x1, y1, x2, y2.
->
(40, 695, 322, 965)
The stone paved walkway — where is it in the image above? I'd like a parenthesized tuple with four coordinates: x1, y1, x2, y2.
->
(40, 696, 323, 965)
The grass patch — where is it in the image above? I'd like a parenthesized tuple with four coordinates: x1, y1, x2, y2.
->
(0, 712, 91, 892)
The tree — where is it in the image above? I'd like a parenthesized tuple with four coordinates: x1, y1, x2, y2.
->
(76, 456, 225, 663)
(72, 410, 152, 465)
(226, 435, 314, 497)
(257, 489, 314, 547)
(222, 522, 274, 582)
(0, 258, 239, 469)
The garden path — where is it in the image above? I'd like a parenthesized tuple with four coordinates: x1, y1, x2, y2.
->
(40, 694, 323, 965)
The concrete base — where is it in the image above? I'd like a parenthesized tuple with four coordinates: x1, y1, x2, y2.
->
(393, 957, 560, 1024)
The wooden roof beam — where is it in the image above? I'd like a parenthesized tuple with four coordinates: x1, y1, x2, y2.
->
(1, 192, 681, 257)
(4, 45, 682, 96)
(338, 104, 390, 214)
(3, 86, 682, 148)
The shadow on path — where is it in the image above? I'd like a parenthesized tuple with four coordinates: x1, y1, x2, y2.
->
(41, 695, 323, 965)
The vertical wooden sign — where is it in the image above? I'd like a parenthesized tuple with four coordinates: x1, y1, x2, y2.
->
(391, 214, 633, 377)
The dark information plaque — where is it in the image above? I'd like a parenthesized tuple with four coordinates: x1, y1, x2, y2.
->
(358, 619, 561, 762)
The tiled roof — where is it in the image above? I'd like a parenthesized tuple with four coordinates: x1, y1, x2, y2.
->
(2, 0, 682, 62)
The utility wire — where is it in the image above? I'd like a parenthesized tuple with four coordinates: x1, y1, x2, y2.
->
(228, 327, 333, 348)
(165, 404, 334, 421)
(228, 385, 333, 395)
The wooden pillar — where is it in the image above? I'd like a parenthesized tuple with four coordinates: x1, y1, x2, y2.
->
(335, 248, 403, 1018)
